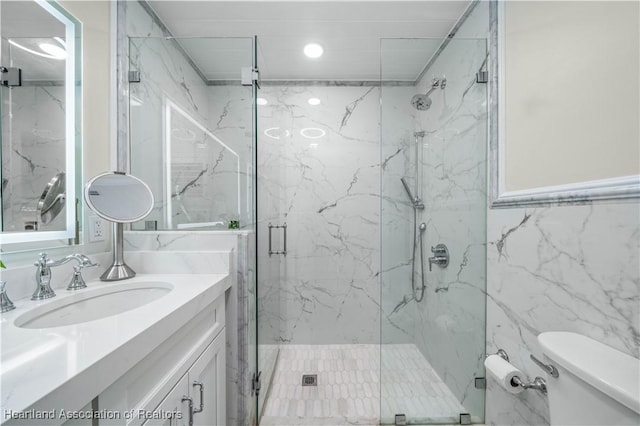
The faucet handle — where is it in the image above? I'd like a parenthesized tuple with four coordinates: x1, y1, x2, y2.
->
(0, 281, 16, 313)
(35, 252, 50, 267)
(66, 258, 98, 291)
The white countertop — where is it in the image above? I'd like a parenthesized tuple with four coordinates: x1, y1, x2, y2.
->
(0, 273, 231, 424)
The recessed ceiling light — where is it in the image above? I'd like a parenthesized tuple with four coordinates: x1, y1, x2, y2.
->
(308, 98, 321, 106)
(257, 97, 268, 106)
(303, 43, 323, 59)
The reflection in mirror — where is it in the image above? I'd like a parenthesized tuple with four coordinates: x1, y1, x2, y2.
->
(165, 99, 240, 229)
(0, 0, 80, 245)
(128, 36, 254, 231)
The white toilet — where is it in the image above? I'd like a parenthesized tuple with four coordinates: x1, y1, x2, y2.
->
(538, 332, 640, 425)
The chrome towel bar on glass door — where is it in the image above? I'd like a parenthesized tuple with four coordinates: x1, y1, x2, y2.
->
(268, 223, 287, 256)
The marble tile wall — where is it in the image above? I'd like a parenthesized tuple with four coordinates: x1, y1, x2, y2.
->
(256, 85, 382, 345)
(486, 204, 640, 425)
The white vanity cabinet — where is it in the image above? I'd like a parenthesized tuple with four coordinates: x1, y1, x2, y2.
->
(99, 294, 226, 426)
(144, 330, 225, 426)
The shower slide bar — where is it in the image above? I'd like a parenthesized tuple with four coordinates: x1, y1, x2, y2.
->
(268, 222, 287, 256)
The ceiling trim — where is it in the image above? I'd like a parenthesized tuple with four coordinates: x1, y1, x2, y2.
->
(414, 0, 480, 85)
(137, 0, 210, 85)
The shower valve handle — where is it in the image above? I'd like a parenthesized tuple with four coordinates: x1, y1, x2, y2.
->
(428, 244, 449, 271)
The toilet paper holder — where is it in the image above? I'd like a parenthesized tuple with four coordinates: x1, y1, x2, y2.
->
(489, 349, 555, 395)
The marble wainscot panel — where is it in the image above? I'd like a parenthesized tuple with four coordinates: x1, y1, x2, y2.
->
(486, 203, 640, 425)
(124, 230, 254, 426)
(1, 85, 66, 232)
(256, 85, 381, 345)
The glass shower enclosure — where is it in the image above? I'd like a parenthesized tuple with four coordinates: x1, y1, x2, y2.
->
(380, 37, 488, 424)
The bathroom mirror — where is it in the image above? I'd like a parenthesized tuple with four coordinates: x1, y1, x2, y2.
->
(0, 0, 81, 244)
(84, 172, 154, 223)
(490, 1, 640, 207)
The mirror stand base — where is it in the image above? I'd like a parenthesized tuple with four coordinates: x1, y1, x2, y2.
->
(100, 263, 136, 281)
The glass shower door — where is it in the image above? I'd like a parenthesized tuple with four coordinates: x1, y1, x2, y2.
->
(380, 37, 488, 424)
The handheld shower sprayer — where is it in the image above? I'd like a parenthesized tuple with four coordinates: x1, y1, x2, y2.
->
(400, 177, 424, 210)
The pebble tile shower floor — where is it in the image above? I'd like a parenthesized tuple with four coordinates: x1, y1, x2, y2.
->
(259, 344, 465, 425)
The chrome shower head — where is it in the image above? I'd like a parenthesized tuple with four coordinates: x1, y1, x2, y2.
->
(411, 94, 432, 111)
(410, 77, 447, 111)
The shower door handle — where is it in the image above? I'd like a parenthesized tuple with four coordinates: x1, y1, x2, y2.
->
(268, 223, 287, 256)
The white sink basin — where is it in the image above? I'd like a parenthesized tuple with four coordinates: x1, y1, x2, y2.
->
(15, 281, 173, 329)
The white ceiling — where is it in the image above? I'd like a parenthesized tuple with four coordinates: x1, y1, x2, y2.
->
(146, 1, 472, 82)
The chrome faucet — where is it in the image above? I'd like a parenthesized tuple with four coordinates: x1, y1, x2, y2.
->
(33, 253, 98, 299)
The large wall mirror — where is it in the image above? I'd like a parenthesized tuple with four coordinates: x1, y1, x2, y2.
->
(0, 0, 81, 245)
(491, 1, 640, 207)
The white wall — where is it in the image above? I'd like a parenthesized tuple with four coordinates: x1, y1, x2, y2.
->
(503, 1, 639, 191)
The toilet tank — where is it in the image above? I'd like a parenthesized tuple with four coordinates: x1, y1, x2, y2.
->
(538, 332, 640, 426)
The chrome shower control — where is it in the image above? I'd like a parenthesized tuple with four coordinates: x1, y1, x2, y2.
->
(428, 243, 449, 272)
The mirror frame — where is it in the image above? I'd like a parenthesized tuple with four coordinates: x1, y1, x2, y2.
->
(1, 0, 81, 244)
(489, 1, 640, 208)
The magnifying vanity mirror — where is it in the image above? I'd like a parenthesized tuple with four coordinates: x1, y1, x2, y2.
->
(37, 172, 66, 226)
(0, 0, 81, 247)
(84, 172, 154, 281)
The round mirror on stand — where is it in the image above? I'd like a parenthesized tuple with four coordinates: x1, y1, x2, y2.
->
(84, 172, 154, 281)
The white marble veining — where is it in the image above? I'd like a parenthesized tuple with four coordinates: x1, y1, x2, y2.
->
(0, 273, 231, 423)
(257, 85, 381, 346)
(260, 344, 465, 425)
(486, 203, 640, 425)
(380, 2, 489, 421)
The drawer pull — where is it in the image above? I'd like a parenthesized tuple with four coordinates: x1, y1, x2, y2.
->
(193, 381, 204, 413)
(182, 395, 194, 426)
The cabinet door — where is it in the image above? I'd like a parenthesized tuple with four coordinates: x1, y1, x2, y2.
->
(188, 329, 226, 426)
(142, 376, 189, 426)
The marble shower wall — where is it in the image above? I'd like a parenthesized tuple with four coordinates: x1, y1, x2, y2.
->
(379, 83, 420, 344)
(380, 2, 490, 420)
(412, 3, 489, 419)
(257, 85, 382, 345)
